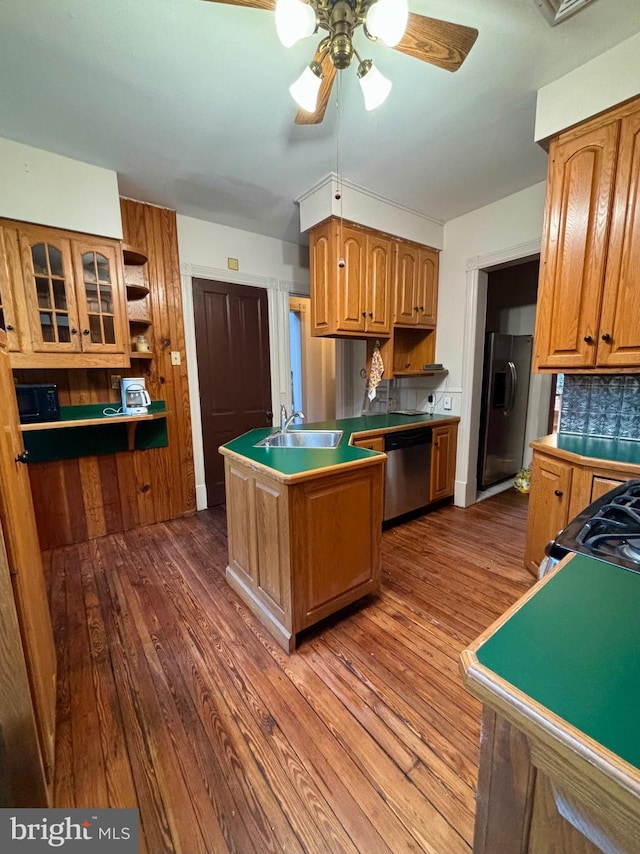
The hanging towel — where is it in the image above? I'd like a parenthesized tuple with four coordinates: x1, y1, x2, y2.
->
(368, 345, 385, 401)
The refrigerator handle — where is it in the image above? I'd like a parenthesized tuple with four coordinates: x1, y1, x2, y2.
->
(505, 361, 517, 415)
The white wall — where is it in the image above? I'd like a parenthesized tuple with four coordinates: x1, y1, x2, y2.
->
(535, 31, 640, 142)
(297, 174, 444, 249)
(437, 181, 548, 506)
(0, 138, 122, 238)
(177, 214, 311, 510)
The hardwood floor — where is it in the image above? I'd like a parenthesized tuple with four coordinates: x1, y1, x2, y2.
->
(46, 489, 532, 853)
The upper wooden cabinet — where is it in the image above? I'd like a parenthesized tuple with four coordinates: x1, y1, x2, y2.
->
(310, 218, 391, 337)
(394, 242, 438, 328)
(534, 98, 640, 371)
(0, 219, 130, 369)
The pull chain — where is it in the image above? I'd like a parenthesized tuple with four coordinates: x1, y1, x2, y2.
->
(336, 72, 345, 269)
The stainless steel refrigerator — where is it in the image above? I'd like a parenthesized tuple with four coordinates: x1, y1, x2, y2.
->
(477, 333, 533, 490)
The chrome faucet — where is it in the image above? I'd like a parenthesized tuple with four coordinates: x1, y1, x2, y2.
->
(280, 404, 304, 433)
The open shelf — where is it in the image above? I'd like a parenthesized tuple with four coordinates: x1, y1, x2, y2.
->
(126, 283, 150, 300)
(122, 245, 148, 266)
(130, 351, 153, 360)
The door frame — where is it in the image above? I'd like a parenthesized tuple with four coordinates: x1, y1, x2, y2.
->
(458, 239, 543, 508)
(181, 262, 304, 510)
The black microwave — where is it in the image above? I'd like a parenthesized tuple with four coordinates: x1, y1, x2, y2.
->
(15, 383, 60, 424)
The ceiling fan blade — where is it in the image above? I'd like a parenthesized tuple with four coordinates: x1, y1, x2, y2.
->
(394, 14, 478, 72)
(199, 0, 276, 10)
(295, 53, 337, 125)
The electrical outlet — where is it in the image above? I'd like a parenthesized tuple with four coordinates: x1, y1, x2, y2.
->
(111, 374, 122, 390)
(170, 351, 181, 366)
(443, 395, 452, 411)
(428, 394, 434, 403)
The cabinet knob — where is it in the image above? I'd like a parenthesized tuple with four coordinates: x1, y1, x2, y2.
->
(71, 327, 78, 335)
(601, 333, 611, 342)
(554, 489, 563, 497)
(83, 328, 90, 336)
(6, 324, 14, 331)
(15, 449, 30, 464)
(419, 306, 424, 311)
(368, 312, 373, 318)
(583, 335, 593, 343)
(414, 306, 420, 312)
(362, 311, 367, 318)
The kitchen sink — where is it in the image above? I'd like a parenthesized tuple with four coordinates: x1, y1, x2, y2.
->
(255, 430, 343, 449)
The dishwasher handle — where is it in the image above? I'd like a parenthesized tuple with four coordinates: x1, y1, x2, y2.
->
(384, 427, 433, 452)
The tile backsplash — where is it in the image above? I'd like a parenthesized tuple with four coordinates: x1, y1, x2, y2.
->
(559, 375, 640, 440)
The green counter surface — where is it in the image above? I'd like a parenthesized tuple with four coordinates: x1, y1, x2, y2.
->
(220, 412, 455, 477)
(476, 553, 640, 771)
(544, 433, 640, 467)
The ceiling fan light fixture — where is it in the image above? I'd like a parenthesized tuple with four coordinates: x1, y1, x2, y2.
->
(275, 0, 317, 48)
(357, 60, 392, 111)
(289, 61, 323, 113)
(365, 0, 408, 47)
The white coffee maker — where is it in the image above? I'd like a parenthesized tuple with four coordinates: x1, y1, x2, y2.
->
(121, 377, 151, 415)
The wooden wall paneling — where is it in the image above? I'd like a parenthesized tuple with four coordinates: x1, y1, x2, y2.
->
(120, 199, 195, 524)
(12, 200, 194, 549)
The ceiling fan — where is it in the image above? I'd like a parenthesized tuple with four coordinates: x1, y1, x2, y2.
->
(202, 0, 478, 124)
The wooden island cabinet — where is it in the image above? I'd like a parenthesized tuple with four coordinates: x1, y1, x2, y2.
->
(462, 553, 640, 854)
(221, 450, 383, 652)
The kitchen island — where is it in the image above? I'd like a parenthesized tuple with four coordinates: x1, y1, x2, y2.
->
(220, 413, 458, 651)
(461, 553, 640, 854)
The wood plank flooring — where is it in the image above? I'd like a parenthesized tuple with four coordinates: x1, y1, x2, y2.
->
(45, 489, 532, 853)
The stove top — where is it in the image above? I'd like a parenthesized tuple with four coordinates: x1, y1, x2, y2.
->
(549, 480, 640, 574)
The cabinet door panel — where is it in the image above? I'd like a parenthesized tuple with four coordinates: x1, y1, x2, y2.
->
(336, 227, 366, 333)
(394, 243, 418, 326)
(431, 424, 456, 501)
(598, 108, 640, 367)
(19, 226, 81, 353)
(417, 247, 438, 328)
(365, 233, 392, 335)
(534, 122, 619, 370)
(525, 455, 572, 574)
(0, 227, 23, 351)
(310, 225, 333, 336)
(73, 240, 127, 354)
(0, 334, 56, 792)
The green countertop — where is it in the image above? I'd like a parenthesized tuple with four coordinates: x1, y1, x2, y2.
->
(534, 433, 640, 468)
(220, 412, 456, 477)
(476, 553, 640, 771)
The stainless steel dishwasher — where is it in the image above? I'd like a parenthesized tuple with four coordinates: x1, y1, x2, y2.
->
(383, 426, 432, 521)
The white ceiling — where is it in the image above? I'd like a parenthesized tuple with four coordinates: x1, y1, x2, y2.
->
(1, 0, 640, 244)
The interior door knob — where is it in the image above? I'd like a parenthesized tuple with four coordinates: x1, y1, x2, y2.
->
(601, 333, 611, 342)
(554, 489, 563, 497)
(15, 450, 30, 464)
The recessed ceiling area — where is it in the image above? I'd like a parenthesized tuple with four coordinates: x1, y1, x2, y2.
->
(1, 0, 640, 243)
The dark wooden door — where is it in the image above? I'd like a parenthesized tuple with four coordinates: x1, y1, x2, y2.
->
(193, 279, 272, 506)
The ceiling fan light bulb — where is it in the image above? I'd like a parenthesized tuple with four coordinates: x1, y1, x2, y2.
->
(365, 0, 408, 47)
(275, 0, 317, 48)
(289, 62, 323, 113)
(358, 61, 392, 111)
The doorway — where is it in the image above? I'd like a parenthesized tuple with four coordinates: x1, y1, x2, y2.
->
(193, 279, 272, 506)
(288, 296, 336, 423)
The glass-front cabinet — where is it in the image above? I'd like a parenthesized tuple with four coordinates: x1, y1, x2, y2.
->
(6, 222, 129, 368)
